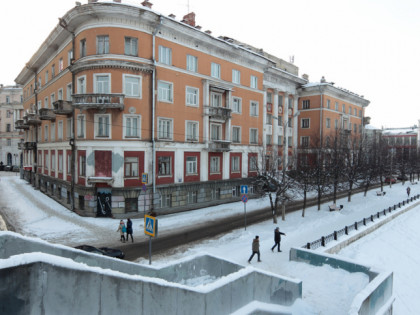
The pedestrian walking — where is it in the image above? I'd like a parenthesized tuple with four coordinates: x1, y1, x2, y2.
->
(407, 186, 411, 197)
(117, 220, 126, 242)
(271, 227, 286, 252)
(248, 235, 261, 263)
(126, 218, 133, 242)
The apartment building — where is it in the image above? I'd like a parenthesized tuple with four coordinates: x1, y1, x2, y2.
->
(382, 126, 419, 164)
(15, 0, 293, 216)
(0, 84, 23, 167)
(296, 77, 370, 165)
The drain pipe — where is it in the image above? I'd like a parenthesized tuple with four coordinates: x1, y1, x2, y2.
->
(151, 16, 163, 211)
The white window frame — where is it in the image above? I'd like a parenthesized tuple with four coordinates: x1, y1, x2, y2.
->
(301, 136, 310, 147)
(123, 74, 142, 99)
(51, 152, 56, 171)
(158, 117, 173, 140)
(58, 88, 63, 101)
(94, 114, 111, 139)
(66, 118, 74, 139)
(77, 75, 86, 94)
(211, 92, 222, 107)
(50, 93, 55, 108)
(232, 126, 241, 143)
(186, 120, 199, 142)
(158, 80, 173, 103)
(211, 62, 221, 79)
(231, 156, 240, 173)
(124, 156, 139, 178)
(210, 156, 221, 173)
(250, 128, 258, 144)
(124, 36, 138, 56)
(250, 101, 259, 117)
(94, 73, 111, 94)
(66, 83, 72, 101)
(301, 118, 310, 129)
(96, 35, 109, 54)
(326, 118, 331, 128)
(232, 97, 242, 113)
(159, 45, 172, 65)
(123, 114, 141, 139)
(77, 115, 86, 139)
(44, 125, 49, 142)
(232, 69, 241, 84)
(58, 120, 63, 140)
(187, 191, 198, 204)
(249, 155, 258, 171)
(210, 123, 222, 141)
(186, 54, 198, 72)
(158, 156, 172, 176)
(186, 86, 199, 107)
(186, 156, 198, 175)
(51, 122, 55, 142)
(79, 155, 86, 177)
(250, 75, 258, 88)
(44, 97, 48, 109)
(58, 153, 63, 173)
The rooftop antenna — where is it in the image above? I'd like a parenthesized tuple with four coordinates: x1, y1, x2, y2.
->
(289, 55, 294, 64)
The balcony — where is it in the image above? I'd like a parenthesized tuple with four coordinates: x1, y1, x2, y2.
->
(25, 113, 41, 126)
(53, 100, 73, 115)
(72, 94, 124, 110)
(208, 140, 231, 152)
(15, 119, 29, 130)
(207, 106, 232, 121)
(39, 108, 56, 121)
(18, 142, 25, 150)
(24, 142, 36, 150)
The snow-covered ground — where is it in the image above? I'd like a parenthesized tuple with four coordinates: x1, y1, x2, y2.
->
(1, 172, 419, 314)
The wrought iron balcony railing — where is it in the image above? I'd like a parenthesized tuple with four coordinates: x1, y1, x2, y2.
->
(53, 100, 73, 115)
(24, 142, 36, 150)
(208, 140, 231, 152)
(207, 106, 232, 121)
(72, 93, 124, 110)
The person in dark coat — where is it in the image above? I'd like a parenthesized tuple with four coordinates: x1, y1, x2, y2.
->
(126, 218, 133, 242)
(271, 227, 286, 252)
(407, 186, 411, 197)
(248, 236, 261, 263)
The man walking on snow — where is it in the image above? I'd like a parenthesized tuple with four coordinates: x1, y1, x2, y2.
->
(248, 236, 261, 263)
(271, 227, 286, 252)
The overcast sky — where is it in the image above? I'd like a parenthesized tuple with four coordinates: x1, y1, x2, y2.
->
(1, 0, 419, 128)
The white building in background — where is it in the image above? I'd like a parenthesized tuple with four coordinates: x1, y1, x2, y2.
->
(0, 84, 23, 167)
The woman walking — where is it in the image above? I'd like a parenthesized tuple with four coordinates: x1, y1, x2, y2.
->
(117, 220, 126, 242)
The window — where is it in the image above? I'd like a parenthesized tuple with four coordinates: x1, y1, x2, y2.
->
(288, 136, 292, 147)
(124, 157, 138, 177)
(186, 86, 199, 106)
(158, 156, 172, 176)
(160, 193, 172, 208)
(349, 107, 352, 115)
(210, 156, 220, 173)
(335, 102, 339, 111)
(211, 93, 222, 107)
(123, 75, 142, 98)
(211, 63, 221, 79)
(6, 124, 11, 132)
(67, 118, 74, 139)
(232, 126, 241, 143)
(50, 93, 55, 108)
(288, 97, 293, 109)
(37, 77, 42, 90)
(326, 118, 331, 128)
(250, 128, 258, 144)
(186, 121, 199, 141)
(249, 155, 257, 171)
(95, 74, 110, 94)
(301, 136, 309, 148)
(44, 125, 49, 141)
(51, 153, 56, 171)
(230, 156, 241, 173)
(232, 69, 241, 84)
(158, 81, 173, 102)
(354, 108, 357, 116)
(342, 104, 345, 113)
(66, 83, 72, 101)
(266, 113, 272, 125)
(278, 135, 283, 145)
(124, 37, 138, 56)
(232, 97, 241, 113)
(250, 75, 258, 88)
(327, 99, 331, 109)
(124, 115, 140, 138)
(58, 89, 63, 100)
(58, 154, 63, 173)
(302, 100, 310, 109)
(45, 71, 49, 84)
(80, 39, 86, 57)
(97, 35, 109, 54)
(77, 76, 86, 94)
(278, 116, 283, 126)
(210, 124, 222, 140)
(159, 46, 172, 65)
(51, 123, 55, 141)
(334, 119, 338, 129)
(186, 55, 198, 72)
(186, 156, 197, 175)
(301, 118, 310, 128)
(211, 188, 220, 200)
(58, 121, 63, 140)
(76, 115, 85, 138)
(158, 118, 173, 140)
(354, 123, 357, 133)
(250, 101, 258, 116)
(45, 152, 49, 169)
(68, 50, 73, 66)
(51, 64, 55, 78)
(67, 154, 71, 174)
(232, 186, 240, 197)
(187, 191, 197, 204)
(266, 134, 272, 145)
(267, 92, 272, 103)
(79, 155, 86, 177)
(37, 101, 42, 110)
(95, 114, 110, 138)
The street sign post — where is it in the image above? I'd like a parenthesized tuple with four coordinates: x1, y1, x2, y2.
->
(241, 194, 248, 230)
(240, 185, 248, 195)
(144, 214, 158, 265)
(141, 173, 148, 184)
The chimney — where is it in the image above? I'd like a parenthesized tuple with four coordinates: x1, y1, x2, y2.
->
(205, 30, 212, 35)
(302, 74, 309, 81)
(113, 0, 121, 2)
(320, 76, 326, 83)
(141, 0, 153, 9)
(195, 25, 202, 30)
(182, 12, 196, 27)
(168, 14, 176, 18)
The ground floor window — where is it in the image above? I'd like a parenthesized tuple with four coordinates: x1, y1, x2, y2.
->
(125, 198, 138, 212)
(187, 191, 197, 204)
(160, 193, 172, 208)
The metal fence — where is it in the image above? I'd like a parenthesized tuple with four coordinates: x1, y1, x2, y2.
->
(304, 194, 420, 250)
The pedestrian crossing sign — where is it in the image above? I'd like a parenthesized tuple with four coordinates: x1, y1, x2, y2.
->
(144, 215, 157, 237)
